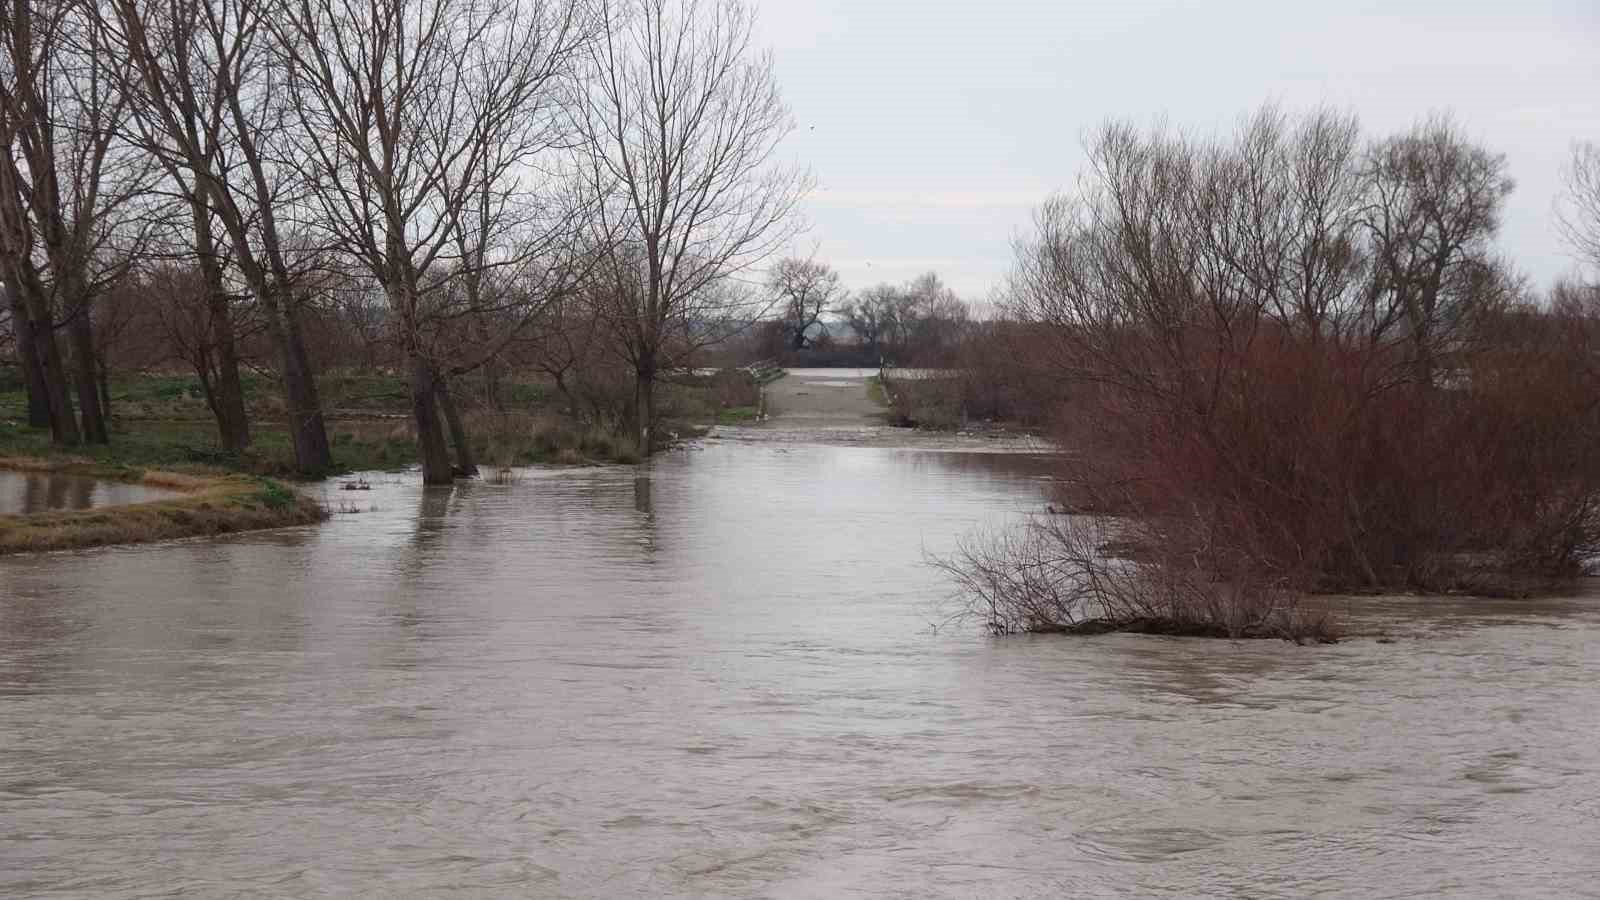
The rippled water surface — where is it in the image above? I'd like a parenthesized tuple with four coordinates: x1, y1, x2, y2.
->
(2, 435, 1598, 897)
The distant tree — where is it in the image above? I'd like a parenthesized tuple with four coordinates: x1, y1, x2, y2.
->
(840, 284, 894, 358)
(900, 272, 968, 364)
(573, 0, 806, 453)
(840, 274, 968, 364)
(769, 257, 844, 350)
(1360, 115, 1514, 387)
(1559, 141, 1600, 276)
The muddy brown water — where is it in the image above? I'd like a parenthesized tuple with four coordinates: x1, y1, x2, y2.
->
(2, 426, 1599, 897)
(0, 471, 181, 517)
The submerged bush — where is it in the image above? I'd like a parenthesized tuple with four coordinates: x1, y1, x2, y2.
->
(936, 514, 1338, 642)
(992, 107, 1600, 603)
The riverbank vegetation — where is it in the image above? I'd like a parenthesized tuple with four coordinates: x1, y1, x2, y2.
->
(761, 112, 1600, 640)
(935, 515, 1339, 642)
(931, 107, 1600, 640)
(1, 0, 800, 487)
(0, 366, 758, 476)
(0, 457, 323, 554)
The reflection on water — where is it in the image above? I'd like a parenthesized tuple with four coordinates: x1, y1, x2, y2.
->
(0, 470, 180, 516)
(1, 440, 1598, 898)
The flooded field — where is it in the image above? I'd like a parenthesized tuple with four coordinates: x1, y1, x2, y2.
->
(0, 471, 180, 517)
(2, 424, 1598, 897)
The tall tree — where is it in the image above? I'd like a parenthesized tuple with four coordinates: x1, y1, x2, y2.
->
(269, 0, 590, 483)
(574, 0, 806, 453)
(1, 0, 151, 444)
(106, 0, 333, 470)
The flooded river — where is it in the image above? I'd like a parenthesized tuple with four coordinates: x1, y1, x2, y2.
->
(2, 433, 1598, 897)
(0, 471, 180, 517)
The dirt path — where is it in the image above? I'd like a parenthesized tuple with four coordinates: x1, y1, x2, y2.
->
(711, 368, 1049, 452)
(761, 368, 885, 426)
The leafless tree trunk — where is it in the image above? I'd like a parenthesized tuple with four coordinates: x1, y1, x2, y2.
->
(270, 0, 591, 483)
(190, 195, 250, 450)
(0, 257, 76, 442)
(407, 355, 452, 483)
(574, 0, 806, 453)
(105, 0, 332, 472)
(433, 373, 477, 476)
(1, 0, 151, 444)
(3, 275, 49, 426)
(64, 284, 105, 441)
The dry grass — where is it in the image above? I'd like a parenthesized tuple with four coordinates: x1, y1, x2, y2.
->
(0, 456, 325, 554)
(469, 411, 641, 467)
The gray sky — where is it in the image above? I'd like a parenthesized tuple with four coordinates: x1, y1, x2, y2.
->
(753, 0, 1600, 301)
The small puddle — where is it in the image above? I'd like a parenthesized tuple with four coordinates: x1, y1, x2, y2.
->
(0, 470, 181, 516)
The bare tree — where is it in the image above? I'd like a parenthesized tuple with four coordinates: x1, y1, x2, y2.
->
(1359, 114, 1514, 387)
(574, 0, 806, 452)
(105, 0, 333, 469)
(768, 256, 843, 350)
(1559, 141, 1600, 276)
(127, 260, 265, 447)
(840, 273, 966, 365)
(0, 275, 50, 425)
(899, 271, 967, 364)
(998, 105, 1579, 600)
(0, 0, 154, 444)
(839, 284, 893, 360)
(269, 0, 591, 483)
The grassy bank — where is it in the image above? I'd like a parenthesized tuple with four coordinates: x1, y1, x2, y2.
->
(715, 405, 761, 425)
(0, 368, 758, 478)
(0, 417, 417, 478)
(0, 456, 324, 555)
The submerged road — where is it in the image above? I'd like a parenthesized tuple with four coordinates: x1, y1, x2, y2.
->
(760, 367, 886, 426)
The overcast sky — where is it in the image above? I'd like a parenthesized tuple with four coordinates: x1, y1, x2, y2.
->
(752, 0, 1600, 302)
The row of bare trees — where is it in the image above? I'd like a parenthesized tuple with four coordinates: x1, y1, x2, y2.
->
(0, 0, 803, 482)
(747, 260, 972, 366)
(943, 107, 1600, 634)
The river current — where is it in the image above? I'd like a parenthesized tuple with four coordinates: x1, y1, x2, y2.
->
(2, 434, 1597, 897)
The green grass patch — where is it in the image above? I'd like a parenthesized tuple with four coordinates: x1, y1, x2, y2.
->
(0, 456, 326, 554)
(0, 368, 758, 482)
(715, 405, 760, 425)
(0, 417, 420, 480)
